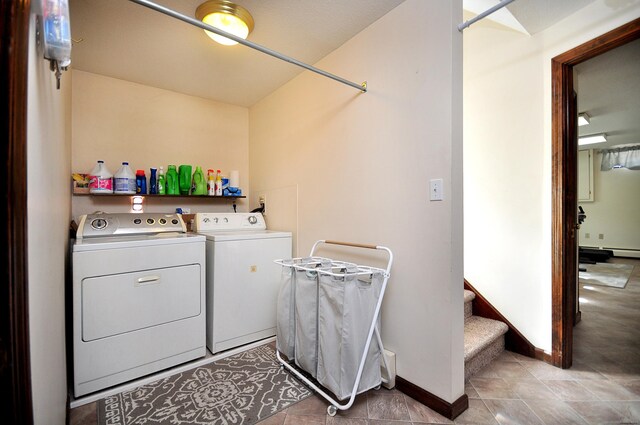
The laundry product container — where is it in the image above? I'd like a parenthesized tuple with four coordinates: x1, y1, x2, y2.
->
(316, 268, 384, 400)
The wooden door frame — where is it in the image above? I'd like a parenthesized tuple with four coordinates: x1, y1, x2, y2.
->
(551, 18, 640, 369)
(1, 0, 34, 422)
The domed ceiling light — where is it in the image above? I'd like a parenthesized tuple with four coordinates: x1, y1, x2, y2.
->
(195, 0, 254, 46)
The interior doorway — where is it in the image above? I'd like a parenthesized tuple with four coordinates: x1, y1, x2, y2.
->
(551, 18, 640, 369)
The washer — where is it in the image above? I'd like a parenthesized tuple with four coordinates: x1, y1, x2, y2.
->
(193, 213, 292, 354)
(72, 213, 206, 397)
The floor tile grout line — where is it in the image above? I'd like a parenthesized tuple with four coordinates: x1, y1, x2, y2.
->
(477, 397, 500, 425)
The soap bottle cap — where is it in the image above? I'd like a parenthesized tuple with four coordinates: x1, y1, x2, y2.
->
(136, 169, 145, 176)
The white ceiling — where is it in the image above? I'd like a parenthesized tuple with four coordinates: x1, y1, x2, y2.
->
(69, 0, 639, 149)
(69, 0, 404, 107)
(462, 0, 598, 34)
(505, 0, 598, 35)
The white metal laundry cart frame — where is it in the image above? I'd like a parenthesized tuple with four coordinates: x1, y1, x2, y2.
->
(275, 239, 393, 416)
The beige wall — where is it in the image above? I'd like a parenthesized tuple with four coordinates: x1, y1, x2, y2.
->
(250, 0, 464, 402)
(71, 70, 249, 219)
(27, 9, 72, 424)
(464, 1, 640, 351)
(579, 151, 640, 253)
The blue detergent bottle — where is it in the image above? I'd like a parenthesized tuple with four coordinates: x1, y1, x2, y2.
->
(135, 169, 147, 194)
(149, 167, 158, 194)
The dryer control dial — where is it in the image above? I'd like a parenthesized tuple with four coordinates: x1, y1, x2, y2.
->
(248, 215, 258, 225)
(90, 218, 108, 230)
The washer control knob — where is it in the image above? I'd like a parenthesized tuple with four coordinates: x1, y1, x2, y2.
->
(146, 218, 155, 225)
(159, 218, 167, 225)
(90, 218, 108, 230)
(203, 217, 210, 223)
(133, 218, 142, 225)
(223, 217, 229, 223)
(171, 219, 179, 225)
(248, 215, 258, 225)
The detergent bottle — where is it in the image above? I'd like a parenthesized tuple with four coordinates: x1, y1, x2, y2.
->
(192, 166, 206, 195)
(113, 161, 136, 194)
(215, 169, 223, 196)
(207, 169, 215, 196)
(135, 169, 147, 194)
(149, 167, 158, 194)
(157, 166, 166, 195)
(89, 160, 113, 194)
(166, 165, 179, 195)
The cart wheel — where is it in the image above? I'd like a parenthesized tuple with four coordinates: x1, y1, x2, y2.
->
(327, 405, 337, 417)
(374, 384, 381, 390)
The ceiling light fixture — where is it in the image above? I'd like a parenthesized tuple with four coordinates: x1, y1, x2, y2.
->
(578, 133, 607, 146)
(578, 112, 590, 126)
(196, 0, 254, 46)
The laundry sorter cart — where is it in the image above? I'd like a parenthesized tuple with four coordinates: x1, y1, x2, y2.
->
(275, 240, 393, 416)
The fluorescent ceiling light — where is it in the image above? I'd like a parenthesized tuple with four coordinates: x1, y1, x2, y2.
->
(578, 113, 590, 126)
(578, 133, 607, 145)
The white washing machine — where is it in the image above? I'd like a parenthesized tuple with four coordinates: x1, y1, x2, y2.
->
(72, 213, 206, 397)
(193, 213, 292, 354)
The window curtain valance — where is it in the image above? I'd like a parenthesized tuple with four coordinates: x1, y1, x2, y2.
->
(600, 145, 640, 171)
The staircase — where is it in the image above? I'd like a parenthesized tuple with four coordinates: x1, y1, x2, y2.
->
(464, 290, 508, 381)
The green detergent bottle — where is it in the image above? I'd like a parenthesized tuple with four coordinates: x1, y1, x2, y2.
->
(166, 165, 179, 195)
(157, 166, 166, 195)
(192, 166, 206, 195)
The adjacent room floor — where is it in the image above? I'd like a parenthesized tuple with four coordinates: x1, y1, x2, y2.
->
(70, 258, 640, 425)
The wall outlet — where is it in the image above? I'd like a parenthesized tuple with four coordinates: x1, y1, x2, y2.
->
(598, 233, 604, 240)
(585, 233, 590, 239)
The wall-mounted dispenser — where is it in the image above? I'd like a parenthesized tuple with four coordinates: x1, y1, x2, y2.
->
(40, 0, 72, 89)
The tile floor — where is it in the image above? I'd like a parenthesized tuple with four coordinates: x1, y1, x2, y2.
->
(70, 258, 640, 425)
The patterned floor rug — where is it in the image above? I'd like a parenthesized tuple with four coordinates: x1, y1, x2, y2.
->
(97, 344, 311, 425)
(579, 262, 634, 289)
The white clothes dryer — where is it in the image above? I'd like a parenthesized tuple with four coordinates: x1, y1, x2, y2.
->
(72, 213, 206, 397)
(193, 213, 292, 354)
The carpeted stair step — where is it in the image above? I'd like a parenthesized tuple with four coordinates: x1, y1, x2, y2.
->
(464, 290, 475, 321)
(464, 316, 508, 381)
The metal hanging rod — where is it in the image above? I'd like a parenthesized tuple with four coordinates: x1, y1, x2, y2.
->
(458, 0, 516, 32)
(128, 0, 367, 93)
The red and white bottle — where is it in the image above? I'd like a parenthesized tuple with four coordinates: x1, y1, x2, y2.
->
(88, 160, 113, 194)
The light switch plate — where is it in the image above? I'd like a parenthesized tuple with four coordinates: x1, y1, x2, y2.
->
(430, 179, 444, 201)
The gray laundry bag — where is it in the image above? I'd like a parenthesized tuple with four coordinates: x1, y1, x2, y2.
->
(316, 268, 383, 400)
(276, 259, 296, 360)
(293, 259, 331, 377)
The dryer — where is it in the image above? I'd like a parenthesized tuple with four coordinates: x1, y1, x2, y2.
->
(72, 213, 206, 397)
(193, 213, 292, 354)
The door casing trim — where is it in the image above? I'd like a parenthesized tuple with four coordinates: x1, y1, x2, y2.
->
(551, 18, 640, 368)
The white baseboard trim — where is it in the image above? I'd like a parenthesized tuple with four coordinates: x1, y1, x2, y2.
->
(608, 248, 640, 259)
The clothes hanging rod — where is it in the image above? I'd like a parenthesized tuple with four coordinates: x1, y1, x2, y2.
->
(128, 0, 367, 93)
(458, 0, 516, 32)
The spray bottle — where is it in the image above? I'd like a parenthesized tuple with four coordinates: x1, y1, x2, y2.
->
(215, 169, 223, 196)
